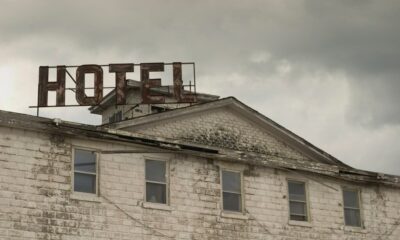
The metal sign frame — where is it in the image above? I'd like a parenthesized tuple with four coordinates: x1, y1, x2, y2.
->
(30, 62, 197, 116)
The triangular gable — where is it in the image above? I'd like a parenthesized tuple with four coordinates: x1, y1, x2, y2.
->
(112, 97, 349, 167)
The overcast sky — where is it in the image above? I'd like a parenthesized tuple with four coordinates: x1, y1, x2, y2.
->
(0, 0, 399, 175)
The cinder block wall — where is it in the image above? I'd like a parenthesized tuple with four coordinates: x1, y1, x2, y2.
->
(0, 126, 400, 239)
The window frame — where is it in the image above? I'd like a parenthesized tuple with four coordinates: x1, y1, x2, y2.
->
(220, 169, 244, 213)
(342, 187, 363, 228)
(144, 158, 169, 205)
(287, 179, 310, 222)
(109, 111, 122, 124)
(72, 147, 99, 195)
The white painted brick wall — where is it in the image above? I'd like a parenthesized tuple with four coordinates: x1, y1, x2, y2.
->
(0, 126, 400, 239)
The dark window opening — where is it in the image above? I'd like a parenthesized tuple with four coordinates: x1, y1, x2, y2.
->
(151, 105, 169, 114)
(74, 149, 96, 194)
(288, 181, 308, 221)
(109, 111, 123, 124)
(343, 189, 361, 227)
(222, 170, 242, 212)
(145, 160, 167, 204)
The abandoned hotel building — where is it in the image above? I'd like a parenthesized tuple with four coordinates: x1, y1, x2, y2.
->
(1, 76, 400, 239)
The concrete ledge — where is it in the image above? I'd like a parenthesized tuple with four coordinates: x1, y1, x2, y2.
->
(343, 226, 367, 233)
(221, 211, 249, 220)
(70, 192, 102, 203)
(142, 202, 172, 211)
(288, 220, 313, 228)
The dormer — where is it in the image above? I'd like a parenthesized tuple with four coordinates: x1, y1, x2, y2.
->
(89, 79, 219, 125)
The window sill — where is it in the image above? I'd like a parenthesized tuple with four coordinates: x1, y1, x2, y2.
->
(343, 226, 366, 233)
(70, 192, 101, 202)
(221, 211, 249, 220)
(142, 202, 172, 211)
(288, 220, 313, 228)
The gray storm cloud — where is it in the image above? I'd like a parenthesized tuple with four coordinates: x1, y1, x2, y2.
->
(0, 0, 399, 174)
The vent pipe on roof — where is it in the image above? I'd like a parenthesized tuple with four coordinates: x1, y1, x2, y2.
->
(53, 118, 62, 126)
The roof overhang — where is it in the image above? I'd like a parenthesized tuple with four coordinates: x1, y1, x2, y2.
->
(112, 97, 349, 168)
(0, 109, 399, 187)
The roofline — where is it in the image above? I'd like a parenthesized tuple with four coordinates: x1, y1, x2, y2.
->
(112, 97, 350, 168)
(0, 109, 399, 187)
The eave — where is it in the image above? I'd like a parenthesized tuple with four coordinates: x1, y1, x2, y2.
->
(0, 109, 399, 187)
(112, 97, 350, 168)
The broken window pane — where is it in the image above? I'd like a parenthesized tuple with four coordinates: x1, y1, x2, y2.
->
(343, 189, 361, 227)
(222, 170, 242, 212)
(288, 181, 308, 221)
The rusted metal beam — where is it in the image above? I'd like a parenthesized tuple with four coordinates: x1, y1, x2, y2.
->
(38, 66, 66, 107)
(43, 62, 195, 68)
(140, 63, 165, 104)
(109, 63, 134, 105)
(35, 62, 198, 108)
(173, 62, 196, 103)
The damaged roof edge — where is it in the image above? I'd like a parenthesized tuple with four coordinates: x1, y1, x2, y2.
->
(0, 109, 399, 187)
(112, 97, 351, 168)
(228, 98, 350, 167)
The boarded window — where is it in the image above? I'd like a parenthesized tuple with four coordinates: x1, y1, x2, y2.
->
(343, 189, 361, 227)
(288, 181, 308, 221)
(222, 170, 242, 212)
(145, 160, 167, 204)
(74, 149, 97, 194)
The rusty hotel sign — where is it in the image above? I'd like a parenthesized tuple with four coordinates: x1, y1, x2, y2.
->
(35, 62, 196, 108)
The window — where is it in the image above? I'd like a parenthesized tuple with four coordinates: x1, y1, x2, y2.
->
(288, 180, 308, 221)
(109, 111, 123, 124)
(73, 149, 97, 194)
(116, 111, 122, 122)
(151, 105, 169, 113)
(109, 113, 115, 124)
(222, 170, 242, 212)
(145, 160, 167, 204)
(343, 188, 361, 227)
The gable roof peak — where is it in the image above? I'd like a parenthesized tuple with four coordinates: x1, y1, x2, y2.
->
(107, 97, 350, 168)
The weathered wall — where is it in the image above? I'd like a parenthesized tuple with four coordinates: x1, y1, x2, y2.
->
(101, 88, 192, 124)
(101, 89, 150, 124)
(1, 126, 400, 240)
(122, 107, 311, 164)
